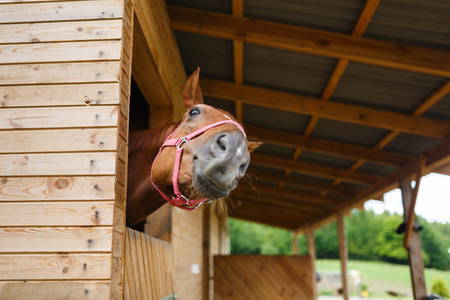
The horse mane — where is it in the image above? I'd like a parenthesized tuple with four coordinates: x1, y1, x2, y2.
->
(128, 121, 181, 154)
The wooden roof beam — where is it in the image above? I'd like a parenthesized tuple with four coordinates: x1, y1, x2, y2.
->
(200, 78, 450, 139)
(251, 153, 380, 185)
(168, 5, 450, 77)
(246, 125, 414, 167)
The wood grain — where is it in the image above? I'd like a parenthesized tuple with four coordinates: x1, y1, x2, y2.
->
(0, 83, 120, 108)
(0, 0, 124, 24)
(0, 253, 111, 280)
(0, 280, 110, 300)
(0, 201, 114, 226)
(0, 176, 115, 201)
(0, 153, 116, 176)
(0, 106, 118, 130)
(0, 62, 120, 85)
(0, 227, 113, 252)
(0, 41, 122, 64)
(0, 20, 123, 44)
(0, 128, 118, 153)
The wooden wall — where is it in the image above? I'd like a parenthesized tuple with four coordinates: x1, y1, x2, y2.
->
(0, 0, 133, 298)
(124, 228, 175, 300)
(214, 255, 313, 300)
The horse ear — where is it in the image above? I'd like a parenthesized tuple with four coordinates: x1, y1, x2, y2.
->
(183, 67, 204, 109)
(248, 141, 262, 153)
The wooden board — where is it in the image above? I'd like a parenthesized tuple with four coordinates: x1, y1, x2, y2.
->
(0, 62, 121, 85)
(0, 128, 118, 153)
(0, 41, 121, 64)
(0, 83, 120, 108)
(0, 153, 116, 176)
(214, 255, 313, 300)
(0, 253, 111, 280)
(0, 20, 123, 44)
(0, 201, 114, 226)
(0, 176, 115, 201)
(0, 0, 124, 24)
(0, 227, 113, 253)
(0, 280, 110, 300)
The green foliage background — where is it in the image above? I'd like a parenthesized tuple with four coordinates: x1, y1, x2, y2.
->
(229, 209, 450, 271)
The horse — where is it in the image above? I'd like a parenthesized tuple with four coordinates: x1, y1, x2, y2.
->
(126, 68, 261, 227)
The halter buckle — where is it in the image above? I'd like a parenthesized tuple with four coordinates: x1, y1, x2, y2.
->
(177, 136, 190, 150)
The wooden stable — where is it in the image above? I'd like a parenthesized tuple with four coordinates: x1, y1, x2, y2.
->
(1, 0, 450, 299)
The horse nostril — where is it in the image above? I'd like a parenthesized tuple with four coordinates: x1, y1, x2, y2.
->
(216, 134, 227, 152)
(239, 162, 249, 176)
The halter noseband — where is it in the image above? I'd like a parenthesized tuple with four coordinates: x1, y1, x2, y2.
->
(150, 119, 246, 211)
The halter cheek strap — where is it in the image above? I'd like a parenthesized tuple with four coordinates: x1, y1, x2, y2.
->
(151, 120, 246, 211)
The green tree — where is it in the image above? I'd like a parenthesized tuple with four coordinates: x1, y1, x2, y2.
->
(314, 221, 339, 259)
(431, 278, 450, 298)
(347, 209, 379, 260)
(373, 214, 409, 264)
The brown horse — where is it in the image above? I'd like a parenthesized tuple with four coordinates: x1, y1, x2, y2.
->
(126, 68, 261, 227)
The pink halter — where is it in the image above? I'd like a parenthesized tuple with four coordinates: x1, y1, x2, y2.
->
(150, 119, 246, 210)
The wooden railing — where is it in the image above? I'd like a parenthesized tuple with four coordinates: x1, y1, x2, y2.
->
(124, 228, 175, 300)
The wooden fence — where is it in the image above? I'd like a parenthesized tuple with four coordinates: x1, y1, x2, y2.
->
(214, 255, 313, 300)
(124, 228, 175, 300)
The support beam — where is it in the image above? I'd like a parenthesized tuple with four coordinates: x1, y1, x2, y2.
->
(337, 213, 349, 300)
(400, 180, 427, 300)
(200, 78, 450, 139)
(307, 227, 317, 300)
(292, 231, 298, 255)
(169, 5, 450, 77)
(203, 208, 211, 300)
(403, 154, 426, 249)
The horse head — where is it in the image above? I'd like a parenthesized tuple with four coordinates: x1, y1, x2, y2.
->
(151, 68, 261, 208)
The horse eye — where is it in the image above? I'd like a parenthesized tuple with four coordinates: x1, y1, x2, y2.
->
(189, 108, 200, 117)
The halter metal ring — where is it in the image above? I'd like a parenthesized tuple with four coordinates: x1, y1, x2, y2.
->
(177, 136, 190, 150)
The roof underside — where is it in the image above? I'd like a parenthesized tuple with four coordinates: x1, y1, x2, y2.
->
(161, 0, 450, 231)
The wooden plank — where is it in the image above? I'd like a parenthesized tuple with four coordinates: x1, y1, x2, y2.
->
(0, 227, 113, 252)
(0, 253, 111, 280)
(169, 5, 450, 77)
(0, 152, 116, 176)
(337, 213, 349, 300)
(0, 176, 115, 201)
(0, 281, 110, 300)
(0, 41, 121, 64)
(0, 106, 118, 130)
(0, 0, 124, 24)
(134, 0, 186, 121)
(200, 78, 450, 139)
(0, 62, 120, 85)
(307, 227, 317, 300)
(0, 83, 120, 108)
(0, 201, 114, 226)
(0, 20, 123, 44)
(0, 128, 118, 153)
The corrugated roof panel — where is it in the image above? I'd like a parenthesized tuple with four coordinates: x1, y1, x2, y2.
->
(243, 103, 311, 135)
(356, 162, 396, 176)
(365, 0, 450, 50)
(298, 150, 356, 169)
(166, 0, 231, 14)
(332, 62, 446, 114)
(256, 142, 296, 159)
(244, 43, 338, 98)
(174, 31, 234, 81)
(384, 133, 443, 156)
(204, 96, 236, 116)
(311, 118, 390, 147)
(244, 0, 364, 34)
(423, 92, 450, 122)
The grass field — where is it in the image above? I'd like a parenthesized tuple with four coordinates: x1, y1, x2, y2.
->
(316, 259, 450, 298)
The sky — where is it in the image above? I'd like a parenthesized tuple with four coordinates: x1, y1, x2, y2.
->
(364, 173, 450, 224)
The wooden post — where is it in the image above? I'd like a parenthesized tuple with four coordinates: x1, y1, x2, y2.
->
(307, 227, 317, 300)
(337, 213, 349, 300)
(400, 179, 427, 300)
(292, 231, 299, 255)
(203, 209, 211, 300)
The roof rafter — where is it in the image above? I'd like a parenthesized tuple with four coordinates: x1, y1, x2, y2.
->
(245, 125, 414, 166)
(200, 78, 450, 139)
(168, 5, 450, 77)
